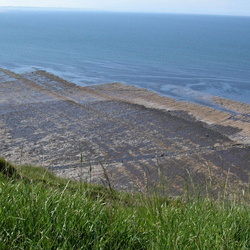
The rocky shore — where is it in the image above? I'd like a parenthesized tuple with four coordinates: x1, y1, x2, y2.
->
(0, 68, 249, 195)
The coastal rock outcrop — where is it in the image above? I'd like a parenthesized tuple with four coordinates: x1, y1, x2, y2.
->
(0, 68, 249, 195)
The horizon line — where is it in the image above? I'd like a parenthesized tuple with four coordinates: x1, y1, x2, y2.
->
(0, 6, 250, 17)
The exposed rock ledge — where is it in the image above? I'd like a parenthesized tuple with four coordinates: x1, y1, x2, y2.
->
(0, 68, 249, 195)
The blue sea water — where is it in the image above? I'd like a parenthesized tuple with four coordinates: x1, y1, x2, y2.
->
(0, 10, 250, 105)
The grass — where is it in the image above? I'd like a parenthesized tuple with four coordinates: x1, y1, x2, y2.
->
(0, 157, 249, 249)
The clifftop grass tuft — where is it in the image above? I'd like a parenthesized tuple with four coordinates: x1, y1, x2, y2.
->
(0, 157, 19, 178)
(0, 158, 249, 249)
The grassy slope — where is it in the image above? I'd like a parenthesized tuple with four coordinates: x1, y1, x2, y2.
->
(0, 158, 249, 249)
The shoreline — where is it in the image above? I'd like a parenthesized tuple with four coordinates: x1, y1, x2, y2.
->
(2, 64, 250, 107)
(0, 68, 249, 194)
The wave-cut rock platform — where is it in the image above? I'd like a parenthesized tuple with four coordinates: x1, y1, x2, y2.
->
(0, 68, 249, 195)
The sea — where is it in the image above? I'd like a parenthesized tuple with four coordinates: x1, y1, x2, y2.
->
(0, 9, 250, 106)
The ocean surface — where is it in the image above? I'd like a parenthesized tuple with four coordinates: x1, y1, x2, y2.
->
(0, 9, 250, 105)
